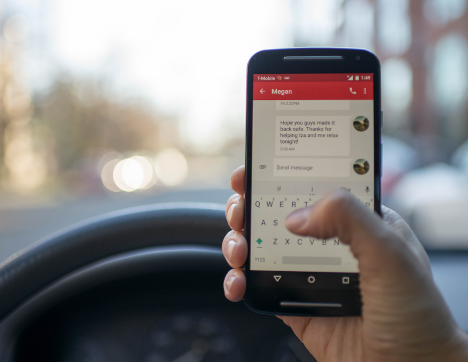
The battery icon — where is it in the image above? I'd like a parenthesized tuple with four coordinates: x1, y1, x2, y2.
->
(355, 76, 359, 81)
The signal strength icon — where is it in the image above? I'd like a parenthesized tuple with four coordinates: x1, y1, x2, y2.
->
(347, 75, 354, 81)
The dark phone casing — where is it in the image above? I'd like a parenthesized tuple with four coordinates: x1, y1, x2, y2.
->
(244, 48, 382, 317)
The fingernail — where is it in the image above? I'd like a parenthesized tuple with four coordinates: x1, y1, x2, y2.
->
(225, 239, 237, 261)
(224, 274, 236, 294)
(227, 204, 235, 223)
(285, 208, 309, 229)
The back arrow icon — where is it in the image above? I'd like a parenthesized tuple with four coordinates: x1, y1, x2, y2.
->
(260, 88, 265, 94)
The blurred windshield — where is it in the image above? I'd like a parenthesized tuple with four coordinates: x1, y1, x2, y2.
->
(0, 0, 468, 258)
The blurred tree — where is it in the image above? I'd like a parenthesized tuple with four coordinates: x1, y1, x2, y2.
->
(33, 76, 168, 177)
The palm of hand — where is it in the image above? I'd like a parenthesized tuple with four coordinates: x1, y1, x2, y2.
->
(284, 316, 363, 361)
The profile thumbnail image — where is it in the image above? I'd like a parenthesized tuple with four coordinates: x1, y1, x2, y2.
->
(353, 159, 370, 175)
(353, 116, 370, 132)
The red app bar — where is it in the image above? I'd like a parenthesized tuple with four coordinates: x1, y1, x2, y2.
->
(253, 81, 373, 100)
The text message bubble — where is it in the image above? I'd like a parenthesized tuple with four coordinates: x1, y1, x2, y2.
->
(276, 116, 351, 156)
(274, 158, 352, 177)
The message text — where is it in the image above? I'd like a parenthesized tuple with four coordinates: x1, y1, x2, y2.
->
(276, 116, 351, 156)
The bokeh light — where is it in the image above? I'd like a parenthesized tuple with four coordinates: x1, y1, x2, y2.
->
(155, 149, 188, 186)
(113, 159, 133, 192)
(101, 159, 121, 192)
(101, 155, 157, 192)
(121, 158, 144, 190)
(132, 156, 157, 190)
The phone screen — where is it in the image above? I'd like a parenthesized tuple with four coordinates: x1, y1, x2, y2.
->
(250, 73, 375, 274)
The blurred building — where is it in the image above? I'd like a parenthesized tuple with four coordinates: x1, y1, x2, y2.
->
(292, 0, 468, 164)
(375, 0, 468, 163)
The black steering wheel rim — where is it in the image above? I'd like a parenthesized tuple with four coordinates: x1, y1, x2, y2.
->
(0, 202, 229, 322)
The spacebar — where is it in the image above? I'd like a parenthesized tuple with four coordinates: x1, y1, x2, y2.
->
(280, 301, 342, 308)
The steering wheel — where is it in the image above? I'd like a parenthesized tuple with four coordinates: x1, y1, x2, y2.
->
(0, 203, 238, 361)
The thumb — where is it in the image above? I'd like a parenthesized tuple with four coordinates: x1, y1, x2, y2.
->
(285, 190, 419, 279)
(284, 191, 467, 362)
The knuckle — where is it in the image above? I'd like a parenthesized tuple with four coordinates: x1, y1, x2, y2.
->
(222, 232, 232, 255)
(227, 193, 240, 206)
(223, 230, 237, 245)
(225, 194, 240, 217)
(222, 231, 244, 255)
(230, 166, 245, 191)
(228, 201, 244, 230)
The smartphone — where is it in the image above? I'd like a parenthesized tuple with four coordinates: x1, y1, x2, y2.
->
(244, 48, 382, 316)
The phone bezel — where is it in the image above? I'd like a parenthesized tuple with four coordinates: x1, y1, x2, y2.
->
(244, 48, 382, 317)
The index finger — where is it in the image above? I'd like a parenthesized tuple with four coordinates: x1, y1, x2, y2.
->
(230, 165, 245, 195)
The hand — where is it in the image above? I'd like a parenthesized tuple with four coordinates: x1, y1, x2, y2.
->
(222, 165, 468, 362)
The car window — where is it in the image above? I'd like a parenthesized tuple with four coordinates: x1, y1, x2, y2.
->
(0, 0, 468, 260)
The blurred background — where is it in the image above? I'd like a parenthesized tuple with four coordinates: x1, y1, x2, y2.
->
(0, 0, 468, 259)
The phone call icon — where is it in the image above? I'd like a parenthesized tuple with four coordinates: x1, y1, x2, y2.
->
(349, 88, 357, 95)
